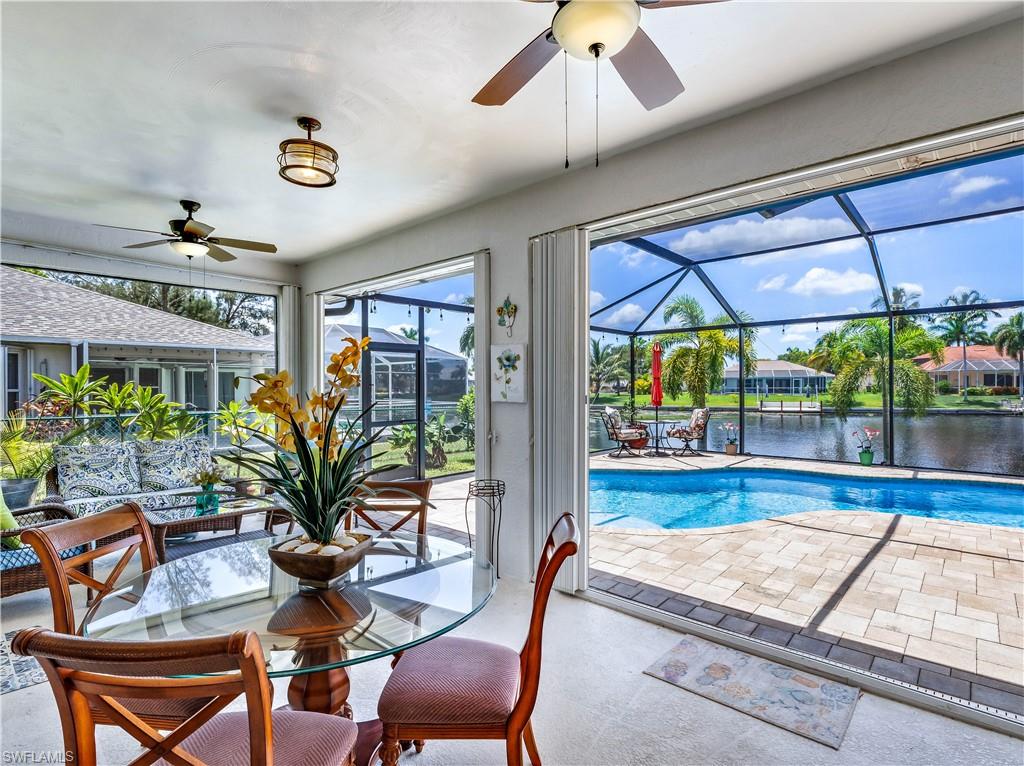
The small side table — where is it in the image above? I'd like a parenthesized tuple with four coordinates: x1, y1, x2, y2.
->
(465, 479, 505, 578)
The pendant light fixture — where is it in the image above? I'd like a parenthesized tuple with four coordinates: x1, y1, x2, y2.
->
(278, 117, 339, 188)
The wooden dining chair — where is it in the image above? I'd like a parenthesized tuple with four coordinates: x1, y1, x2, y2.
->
(21, 502, 158, 636)
(11, 628, 358, 766)
(376, 512, 579, 766)
(348, 478, 433, 536)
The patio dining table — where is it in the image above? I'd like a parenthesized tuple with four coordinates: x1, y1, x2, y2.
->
(81, 531, 496, 766)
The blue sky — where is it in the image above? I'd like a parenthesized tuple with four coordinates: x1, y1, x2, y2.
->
(590, 152, 1024, 359)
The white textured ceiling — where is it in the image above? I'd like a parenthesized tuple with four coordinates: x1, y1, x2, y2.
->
(1, 1, 1019, 272)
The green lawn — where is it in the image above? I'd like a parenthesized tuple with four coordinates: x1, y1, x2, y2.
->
(592, 392, 1013, 411)
(372, 440, 475, 478)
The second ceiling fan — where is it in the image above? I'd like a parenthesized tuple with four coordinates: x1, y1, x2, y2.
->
(473, 0, 724, 111)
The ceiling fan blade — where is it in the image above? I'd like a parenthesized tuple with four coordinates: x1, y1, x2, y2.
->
(184, 219, 215, 237)
(207, 237, 277, 254)
(95, 224, 175, 237)
(640, 0, 728, 8)
(124, 239, 174, 249)
(611, 28, 685, 111)
(205, 243, 237, 263)
(472, 29, 560, 106)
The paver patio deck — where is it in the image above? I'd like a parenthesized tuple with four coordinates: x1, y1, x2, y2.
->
(587, 452, 1024, 717)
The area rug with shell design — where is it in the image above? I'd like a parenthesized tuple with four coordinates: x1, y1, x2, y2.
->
(645, 634, 860, 748)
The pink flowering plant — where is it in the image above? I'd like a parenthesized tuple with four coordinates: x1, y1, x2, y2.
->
(719, 422, 739, 445)
(852, 427, 880, 452)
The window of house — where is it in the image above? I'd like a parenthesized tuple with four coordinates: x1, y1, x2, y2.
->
(89, 366, 128, 386)
(138, 367, 160, 388)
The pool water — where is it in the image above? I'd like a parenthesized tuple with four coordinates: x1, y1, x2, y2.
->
(589, 469, 1024, 530)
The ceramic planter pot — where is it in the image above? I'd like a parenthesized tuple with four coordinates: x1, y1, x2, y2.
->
(858, 450, 874, 466)
(724, 443, 738, 456)
(627, 437, 649, 449)
(1, 478, 38, 510)
(268, 532, 373, 591)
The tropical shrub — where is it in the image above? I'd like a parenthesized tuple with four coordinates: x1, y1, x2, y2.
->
(32, 363, 107, 425)
(424, 413, 464, 470)
(455, 390, 475, 449)
(388, 423, 418, 464)
(935, 380, 952, 395)
(964, 386, 988, 397)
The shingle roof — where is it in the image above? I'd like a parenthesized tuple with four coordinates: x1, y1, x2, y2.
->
(915, 345, 1017, 372)
(724, 359, 835, 378)
(0, 266, 274, 352)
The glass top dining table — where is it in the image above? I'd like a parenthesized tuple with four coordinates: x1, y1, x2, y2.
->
(82, 531, 496, 678)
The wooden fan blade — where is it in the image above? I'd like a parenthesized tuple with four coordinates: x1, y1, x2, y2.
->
(123, 239, 174, 249)
(184, 219, 215, 237)
(472, 29, 559, 106)
(205, 243, 237, 262)
(95, 224, 175, 237)
(641, 0, 728, 8)
(207, 237, 277, 254)
(611, 28, 684, 110)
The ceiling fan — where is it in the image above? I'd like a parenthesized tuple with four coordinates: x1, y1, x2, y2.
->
(473, 0, 725, 110)
(95, 200, 278, 262)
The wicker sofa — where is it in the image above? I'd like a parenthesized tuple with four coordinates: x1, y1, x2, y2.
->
(1, 499, 87, 598)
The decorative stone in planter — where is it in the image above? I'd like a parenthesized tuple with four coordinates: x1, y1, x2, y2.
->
(268, 532, 373, 591)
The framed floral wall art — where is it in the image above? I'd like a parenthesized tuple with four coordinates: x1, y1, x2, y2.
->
(491, 343, 526, 403)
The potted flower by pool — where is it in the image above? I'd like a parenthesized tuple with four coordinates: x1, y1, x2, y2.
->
(226, 337, 406, 590)
(852, 427, 880, 466)
(720, 422, 739, 456)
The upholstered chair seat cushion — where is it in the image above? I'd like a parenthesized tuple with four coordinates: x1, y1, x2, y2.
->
(53, 443, 141, 501)
(156, 709, 357, 766)
(378, 636, 520, 725)
(615, 427, 646, 439)
(0, 543, 87, 571)
(137, 437, 212, 492)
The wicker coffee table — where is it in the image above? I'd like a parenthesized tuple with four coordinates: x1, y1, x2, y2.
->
(145, 496, 292, 563)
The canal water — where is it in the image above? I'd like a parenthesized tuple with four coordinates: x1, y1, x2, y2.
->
(590, 411, 1024, 477)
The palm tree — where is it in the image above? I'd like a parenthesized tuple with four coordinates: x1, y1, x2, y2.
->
(992, 311, 1024, 401)
(458, 322, 474, 357)
(658, 296, 757, 408)
(398, 326, 429, 343)
(931, 290, 997, 399)
(827, 318, 944, 460)
(589, 339, 627, 401)
(871, 285, 921, 331)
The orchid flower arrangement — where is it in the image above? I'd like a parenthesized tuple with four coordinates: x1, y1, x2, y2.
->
(718, 422, 739, 445)
(852, 427, 881, 452)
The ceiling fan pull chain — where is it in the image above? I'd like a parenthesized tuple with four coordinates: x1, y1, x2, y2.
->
(564, 50, 569, 170)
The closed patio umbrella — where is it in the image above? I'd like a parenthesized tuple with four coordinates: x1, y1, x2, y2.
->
(647, 342, 668, 456)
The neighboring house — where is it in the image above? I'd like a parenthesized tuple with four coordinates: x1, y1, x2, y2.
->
(324, 322, 469, 409)
(0, 266, 275, 413)
(914, 344, 1020, 390)
(721, 360, 835, 395)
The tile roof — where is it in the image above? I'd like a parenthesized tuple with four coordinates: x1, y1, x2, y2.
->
(0, 266, 273, 351)
(915, 345, 1018, 372)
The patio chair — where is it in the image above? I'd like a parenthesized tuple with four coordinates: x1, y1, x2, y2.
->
(1, 497, 81, 599)
(667, 407, 710, 456)
(11, 628, 358, 766)
(377, 512, 579, 766)
(347, 478, 433, 536)
(600, 407, 649, 458)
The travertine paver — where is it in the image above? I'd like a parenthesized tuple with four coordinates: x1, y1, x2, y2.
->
(588, 454, 1024, 715)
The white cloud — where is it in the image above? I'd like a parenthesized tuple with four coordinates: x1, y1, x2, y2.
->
(602, 302, 646, 327)
(945, 174, 1008, 201)
(788, 267, 878, 296)
(894, 282, 923, 297)
(756, 274, 788, 291)
(590, 290, 606, 309)
(595, 241, 648, 268)
(741, 237, 864, 266)
(950, 285, 974, 295)
(670, 216, 854, 259)
(443, 292, 468, 304)
(779, 330, 814, 345)
(387, 323, 416, 335)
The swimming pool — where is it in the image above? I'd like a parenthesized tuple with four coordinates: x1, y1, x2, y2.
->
(589, 469, 1024, 530)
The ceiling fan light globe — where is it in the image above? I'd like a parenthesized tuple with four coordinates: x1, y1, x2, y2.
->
(552, 0, 641, 60)
(170, 240, 210, 258)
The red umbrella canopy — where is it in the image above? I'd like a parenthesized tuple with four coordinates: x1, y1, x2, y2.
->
(650, 341, 664, 408)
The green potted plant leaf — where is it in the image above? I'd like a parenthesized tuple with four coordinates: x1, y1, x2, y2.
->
(1, 410, 62, 508)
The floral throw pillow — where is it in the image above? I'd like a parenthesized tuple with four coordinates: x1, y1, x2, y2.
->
(54, 443, 141, 501)
(136, 437, 212, 492)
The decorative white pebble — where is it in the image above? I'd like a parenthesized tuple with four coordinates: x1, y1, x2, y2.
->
(277, 538, 304, 552)
(293, 542, 322, 555)
(318, 545, 344, 556)
(335, 535, 359, 548)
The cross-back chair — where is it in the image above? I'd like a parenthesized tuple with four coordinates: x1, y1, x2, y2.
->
(21, 502, 157, 636)
(376, 512, 579, 766)
(11, 628, 358, 766)
(348, 478, 433, 537)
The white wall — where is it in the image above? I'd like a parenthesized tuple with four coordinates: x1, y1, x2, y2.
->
(299, 22, 1024, 580)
